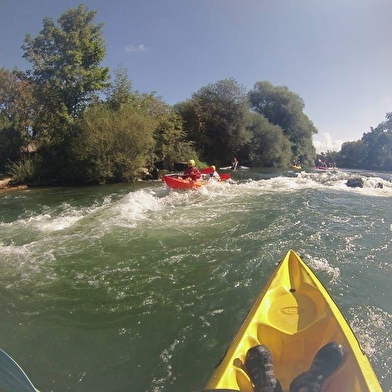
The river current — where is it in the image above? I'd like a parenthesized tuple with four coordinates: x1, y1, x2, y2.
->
(0, 168, 391, 391)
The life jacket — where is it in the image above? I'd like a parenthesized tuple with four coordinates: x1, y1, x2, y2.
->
(183, 167, 201, 180)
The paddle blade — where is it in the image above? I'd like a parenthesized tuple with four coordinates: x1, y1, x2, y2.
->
(0, 349, 39, 392)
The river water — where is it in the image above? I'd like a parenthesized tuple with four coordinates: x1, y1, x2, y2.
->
(0, 168, 391, 392)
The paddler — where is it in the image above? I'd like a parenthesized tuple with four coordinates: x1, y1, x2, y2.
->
(182, 159, 201, 181)
(208, 165, 220, 180)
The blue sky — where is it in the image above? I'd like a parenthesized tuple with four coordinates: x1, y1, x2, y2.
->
(1, 0, 391, 153)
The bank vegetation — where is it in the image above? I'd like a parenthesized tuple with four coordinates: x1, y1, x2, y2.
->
(1, 5, 391, 186)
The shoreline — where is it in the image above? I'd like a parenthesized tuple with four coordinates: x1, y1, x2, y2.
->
(0, 178, 28, 193)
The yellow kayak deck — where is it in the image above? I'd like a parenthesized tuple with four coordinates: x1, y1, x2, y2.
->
(204, 250, 382, 392)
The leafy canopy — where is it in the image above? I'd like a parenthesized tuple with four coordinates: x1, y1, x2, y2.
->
(22, 4, 109, 120)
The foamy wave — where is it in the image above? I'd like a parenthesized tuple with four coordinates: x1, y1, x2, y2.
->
(27, 212, 82, 231)
(105, 189, 171, 228)
(350, 305, 392, 375)
(0, 240, 55, 286)
(306, 254, 341, 283)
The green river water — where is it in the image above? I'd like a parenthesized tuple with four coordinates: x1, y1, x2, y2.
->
(0, 168, 391, 391)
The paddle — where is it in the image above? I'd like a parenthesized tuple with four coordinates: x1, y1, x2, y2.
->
(0, 349, 40, 392)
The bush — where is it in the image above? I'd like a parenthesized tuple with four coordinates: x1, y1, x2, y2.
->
(69, 104, 157, 184)
(7, 155, 40, 184)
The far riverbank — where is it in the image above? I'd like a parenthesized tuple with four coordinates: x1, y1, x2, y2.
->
(0, 178, 27, 193)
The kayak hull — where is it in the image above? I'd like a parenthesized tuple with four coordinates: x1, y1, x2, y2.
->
(162, 174, 230, 189)
(315, 166, 339, 171)
(204, 250, 381, 392)
(162, 175, 206, 189)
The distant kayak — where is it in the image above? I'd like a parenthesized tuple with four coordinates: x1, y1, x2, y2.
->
(291, 165, 302, 170)
(202, 249, 382, 392)
(219, 165, 250, 171)
(315, 166, 339, 171)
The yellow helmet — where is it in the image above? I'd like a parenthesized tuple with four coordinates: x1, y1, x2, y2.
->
(211, 165, 216, 171)
(188, 159, 195, 166)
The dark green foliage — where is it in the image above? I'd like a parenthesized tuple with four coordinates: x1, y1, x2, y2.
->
(22, 4, 109, 139)
(153, 113, 198, 169)
(6, 155, 40, 185)
(8, 4, 380, 185)
(337, 140, 367, 169)
(333, 112, 392, 171)
(3, 5, 392, 186)
(0, 68, 36, 169)
(247, 112, 292, 167)
(362, 123, 392, 171)
(176, 78, 317, 168)
(176, 78, 252, 165)
(68, 103, 156, 184)
(249, 81, 317, 165)
(0, 120, 24, 171)
(106, 65, 135, 110)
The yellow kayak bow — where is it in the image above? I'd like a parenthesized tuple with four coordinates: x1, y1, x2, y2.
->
(203, 250, 382, 392)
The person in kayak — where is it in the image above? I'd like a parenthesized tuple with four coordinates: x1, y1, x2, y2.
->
(245, 341, 344, 392)
(182, 159, 201, 181)
(231, 157, 238, 170)
(208, 165, 220, 181)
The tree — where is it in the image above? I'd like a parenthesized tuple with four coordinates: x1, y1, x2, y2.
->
(247, 112, 292, 167)
(0, 67, 36, 168)
(22, 4, 109, 138)
(386, 112, 392, 129)
(338, 140, 366, 168)
(176, 78, 252, 165)
(361, 123, 392, 171)
(249, 81, 317, 164)
(69, 103, 156, 184)
(153, 112, 197, 169)
(106, 65, 135, 110)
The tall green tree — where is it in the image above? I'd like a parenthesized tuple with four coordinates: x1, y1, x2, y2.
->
(247, 112, 292, 167)
(153, 112, 197, 169)
(22, 4, 109, 139)
(249, 81, 317, 164)
(362, 123, 392, 171)
(338, 140, 366, 168)
(335, 110, 392, 170)
(176, 78, 252, 165)
(69, 103, 157, 184)
(0, 67, 36, 168)
(106, 65, 135, 110)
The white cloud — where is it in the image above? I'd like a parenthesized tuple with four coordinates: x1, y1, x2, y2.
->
(125, 44, 149, 53)
(313, 133, 343, 154)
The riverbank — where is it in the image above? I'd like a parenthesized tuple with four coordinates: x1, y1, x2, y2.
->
(0, 178, 27, 192)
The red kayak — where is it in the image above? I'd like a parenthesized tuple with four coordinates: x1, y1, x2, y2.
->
(162, 173, 231, 190)
(162, 175, 206, 189)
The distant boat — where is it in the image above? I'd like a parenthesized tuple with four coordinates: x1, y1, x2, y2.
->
(315, 165, 339, 171)
(219, 165, 250, 171)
